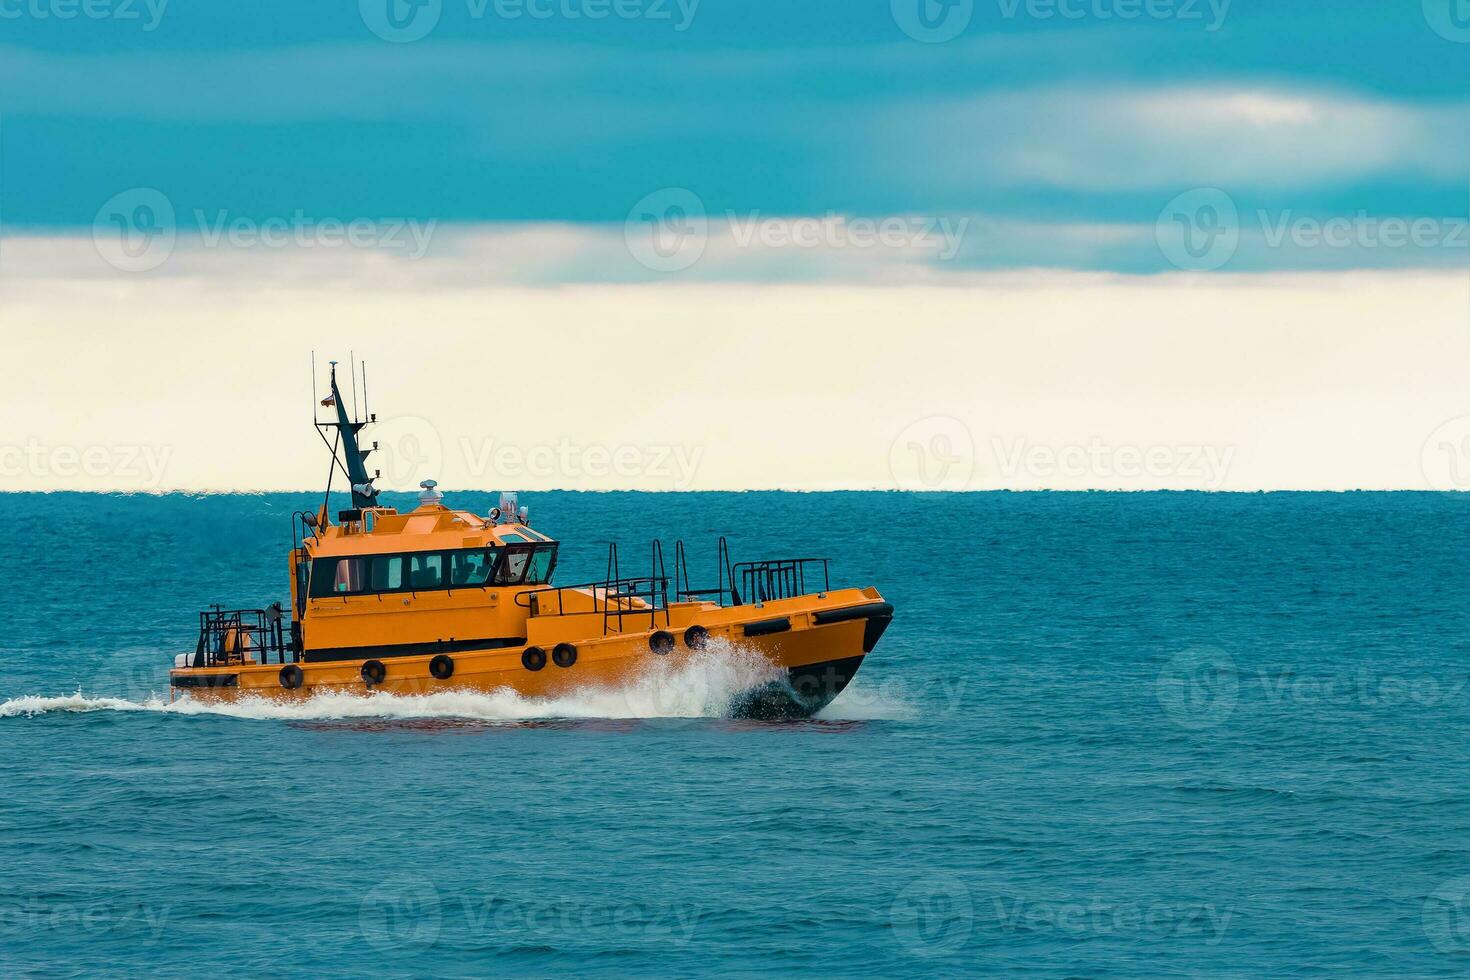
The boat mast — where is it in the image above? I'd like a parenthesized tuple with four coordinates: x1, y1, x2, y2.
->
(318, 360, 380, 510)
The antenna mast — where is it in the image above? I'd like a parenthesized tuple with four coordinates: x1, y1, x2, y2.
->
(313, 358, 380, 511)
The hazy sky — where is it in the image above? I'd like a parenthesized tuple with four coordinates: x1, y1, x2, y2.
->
(1, 2, 1468, 491)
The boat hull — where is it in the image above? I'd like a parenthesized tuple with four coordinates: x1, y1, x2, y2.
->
(172, 593, 892, 720)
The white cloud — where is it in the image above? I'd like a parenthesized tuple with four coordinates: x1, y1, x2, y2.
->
(872, 85, 1470, 191)
(1, 42, 1464, 197)
(0, 220, 1038, 286)
(10, 205, 1463, 295)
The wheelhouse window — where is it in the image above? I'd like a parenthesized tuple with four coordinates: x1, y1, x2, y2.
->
(527, 546, 555, 584)
(452, 547, 498, 586)
(310, 556, 369, 597)
(295, 559, 309, 612)
(409, 553, 444, 589)
(496, 548, 529, 584)
(371, 555, 403, 591)
(309, 544, 549, 598)
(494, 543, 558, 586)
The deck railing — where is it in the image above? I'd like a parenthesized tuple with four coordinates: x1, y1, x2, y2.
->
(515, 542, 672, 635)
(192, 606, 294, 667)
(731, 558, 830, 605)
(525, 538, 834, 631)
(675, 536, 830, 606)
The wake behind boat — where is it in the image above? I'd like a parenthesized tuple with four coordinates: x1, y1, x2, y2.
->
(169, 361, 893, 718)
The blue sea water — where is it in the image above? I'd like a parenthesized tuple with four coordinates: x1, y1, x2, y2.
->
(5, 490, 1470, 977)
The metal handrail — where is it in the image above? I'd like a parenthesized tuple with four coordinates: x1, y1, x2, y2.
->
(513, 542, 671, 636)
(193, 605, 293, 667)
(515, 575, 670, 634)
(673, 540, 831, 606)
(731, 558, 830, 605)
(510, 537, 841, 640)
(674, 536, 736, 603)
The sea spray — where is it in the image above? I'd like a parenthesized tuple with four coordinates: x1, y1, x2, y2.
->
(0, 640, 797, 724)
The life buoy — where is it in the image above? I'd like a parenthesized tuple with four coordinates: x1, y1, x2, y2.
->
(430, 654, 454, 680)
(279, 664, 304, 689)
(649, 630, 675, 655)
(683, 625, 709, 650)
(361, 659, 386, 685)
(553, 643, 577, 668)
(522, 646, 547, 671)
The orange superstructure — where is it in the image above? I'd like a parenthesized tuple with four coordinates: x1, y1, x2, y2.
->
(170, 362, 891, 717)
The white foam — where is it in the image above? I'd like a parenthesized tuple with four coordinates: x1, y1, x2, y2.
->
(0, 642, 799, 723)
(0, 691, 152, 718)
(813, 675, 919, 721)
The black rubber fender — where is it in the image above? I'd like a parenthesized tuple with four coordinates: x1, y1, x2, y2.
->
(429, 654, 454, 680)
(522, 646, 547, 671)
(361, 659, 386, 685)
(552, 643, 577, 668)
(649, 630, 675, 655)
(279, 664, 304, 690)
(683, 625, 710, 650)
(743, 617, 791, 637)
(813, 602, 895, 625)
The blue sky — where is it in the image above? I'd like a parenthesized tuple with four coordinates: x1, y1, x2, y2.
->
(1, 0, 1468, 273)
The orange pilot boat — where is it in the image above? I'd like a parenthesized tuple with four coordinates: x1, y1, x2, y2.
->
(169, 361, 893, 718)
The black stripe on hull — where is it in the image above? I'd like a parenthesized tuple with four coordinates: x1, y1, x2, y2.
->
(731, 655, 868, 720)
(171, 673, 239, 689)
(862, 614, 892, 653)
(303, 637, 526, 664)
